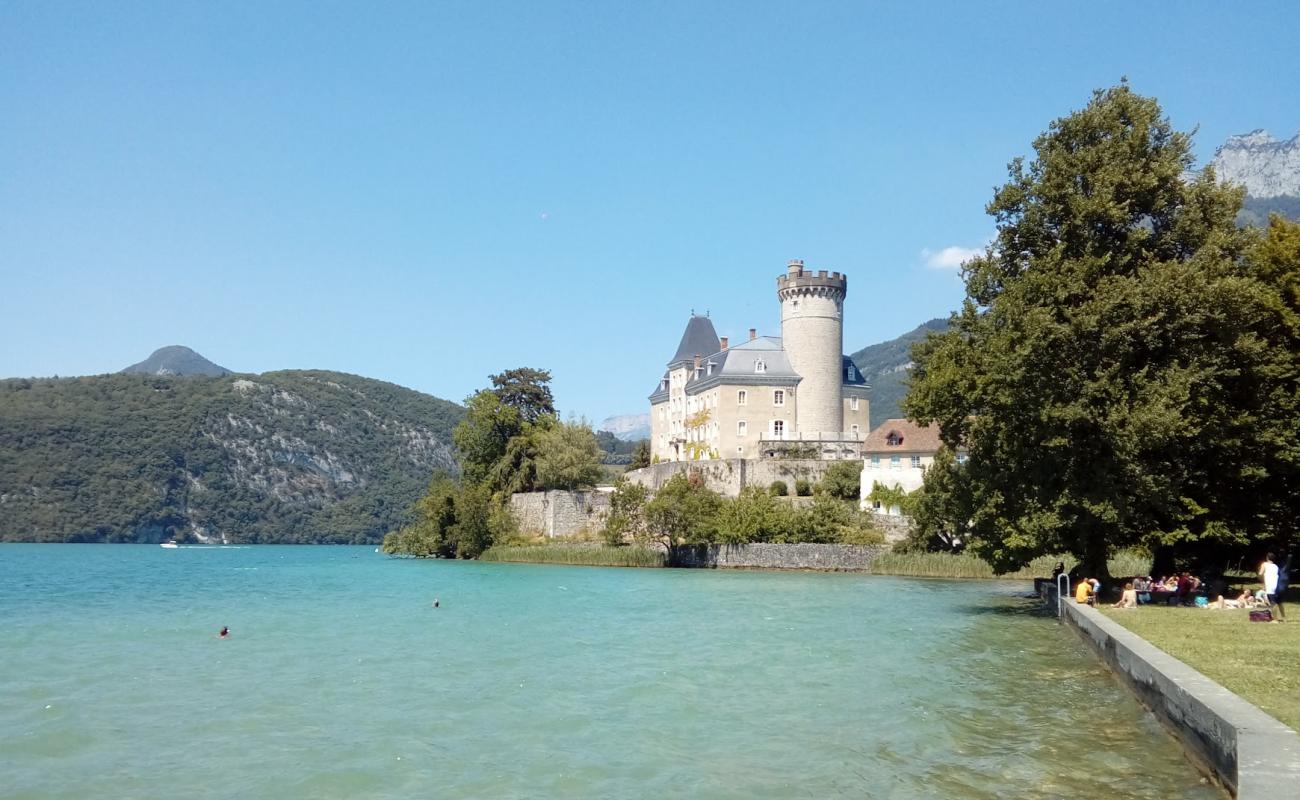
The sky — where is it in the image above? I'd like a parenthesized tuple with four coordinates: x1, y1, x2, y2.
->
(2, 1, 1298, 423)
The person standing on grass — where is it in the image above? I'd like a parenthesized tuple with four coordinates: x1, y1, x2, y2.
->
(1260, 553, 1285, 621)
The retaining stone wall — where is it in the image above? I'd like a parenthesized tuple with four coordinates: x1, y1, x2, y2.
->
(670, 543, 884, 571)
(624, 459, 840, 498)
(508, 490, 611, 539)
(1044, 583, 1300, 798)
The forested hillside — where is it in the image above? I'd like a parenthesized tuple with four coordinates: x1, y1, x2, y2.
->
(0, 371, 463, 544)
(849, 318, 949, 424)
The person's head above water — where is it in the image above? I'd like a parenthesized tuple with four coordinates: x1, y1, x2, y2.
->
(219, 626, 229, 637)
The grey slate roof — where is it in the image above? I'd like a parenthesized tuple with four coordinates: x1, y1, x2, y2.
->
(668, 316, 721, 367)
(685, 336, 801, 389)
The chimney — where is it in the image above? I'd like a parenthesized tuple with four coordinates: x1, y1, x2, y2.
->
(720, 336, 729, 350)
(693, 354, 701, 369)
(749, 328, 757, 341)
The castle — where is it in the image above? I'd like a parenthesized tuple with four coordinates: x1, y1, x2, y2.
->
(648, 260, 870, 462)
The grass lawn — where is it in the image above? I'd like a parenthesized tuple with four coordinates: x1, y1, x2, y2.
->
(1102, 604, 1300, 731)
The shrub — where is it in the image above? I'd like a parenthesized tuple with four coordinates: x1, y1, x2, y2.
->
(817, 460, 862, 501)
(770, 480, 788, 497)
(795, 479, 812, 496)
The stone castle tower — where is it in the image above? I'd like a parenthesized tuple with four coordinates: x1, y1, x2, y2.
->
(777, 260, 846, 437)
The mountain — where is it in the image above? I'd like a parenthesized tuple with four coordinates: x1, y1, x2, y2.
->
(122, 345, 231, 377)
(849, 318, 950, 426)
(599, 413, 651, 441)
(0, 371, 463, 544)
(1211, 130, 1300, 226)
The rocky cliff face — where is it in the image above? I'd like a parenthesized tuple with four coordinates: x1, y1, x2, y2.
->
(1212, 130, 1300, 199)
(0, 370, 463, 544)
(599, 413, 651, 441)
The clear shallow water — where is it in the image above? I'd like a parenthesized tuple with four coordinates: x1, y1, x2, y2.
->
(1, 545, 1219, 799)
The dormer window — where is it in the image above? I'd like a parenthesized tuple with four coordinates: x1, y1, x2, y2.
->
(848, 365, 858, 381)
(706, 362, 713, 376)
(755, 359, 766, 374)
(886, 431, 904, 446)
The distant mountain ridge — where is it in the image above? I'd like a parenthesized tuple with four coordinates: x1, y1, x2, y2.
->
(1, 359, 463, 544)
(1211, 129, 1300, 226)
(122, 345, 231, 377)
(599, 413, 651, 441)
(849, 318, 949, 426)
(1213, 130, 1300, 198)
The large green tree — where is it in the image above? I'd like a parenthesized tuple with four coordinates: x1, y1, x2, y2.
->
(905, 83, 1286, 575)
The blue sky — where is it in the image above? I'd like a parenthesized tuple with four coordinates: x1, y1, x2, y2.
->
(2, 1, 1297, 423)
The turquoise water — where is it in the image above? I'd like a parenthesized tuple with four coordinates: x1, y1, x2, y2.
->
(1, 545, 1219, 799)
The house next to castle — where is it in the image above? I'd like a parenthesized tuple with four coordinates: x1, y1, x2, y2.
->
(648, 260, 870, 462)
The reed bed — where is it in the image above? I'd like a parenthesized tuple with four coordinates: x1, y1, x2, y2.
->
(478, 544, 666, 568)
(869, 549, 1151, 580)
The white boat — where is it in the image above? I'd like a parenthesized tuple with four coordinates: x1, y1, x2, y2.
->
(160, 541, 179, 549)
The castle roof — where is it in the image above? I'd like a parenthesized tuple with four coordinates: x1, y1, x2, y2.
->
(862, 419, 944, 454)
(668, 315, 721, 368)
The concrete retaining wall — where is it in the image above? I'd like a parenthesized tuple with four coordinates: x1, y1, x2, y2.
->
(1048, 586, 1300, 798)
(669, 543, 884, 571)
(624, 459, 840, 497)
(508, 490, 611, 539)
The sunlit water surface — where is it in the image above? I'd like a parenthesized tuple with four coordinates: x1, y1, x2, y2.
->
(0, 545, 1219, 799)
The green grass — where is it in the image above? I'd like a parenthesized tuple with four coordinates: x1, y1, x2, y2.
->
(479, 544, 666, 568)
(1102, 604, 1300, 731)
(869, 550, 1152, 580)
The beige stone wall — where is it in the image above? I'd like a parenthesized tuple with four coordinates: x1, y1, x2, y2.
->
(712, 383, 796, 460)
(509, 490, 612, 538)
(624, 458, 841, 497)
(842, 391, 870, 441)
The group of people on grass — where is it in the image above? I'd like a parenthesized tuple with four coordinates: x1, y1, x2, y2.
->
(1057, 553, 1289, 621)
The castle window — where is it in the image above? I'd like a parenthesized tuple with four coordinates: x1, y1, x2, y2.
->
(890, 456, 901, 469)
(848, 365, 858, 381)
(772, 420, 785, 439)
(792, 300, 800, 311)
(737, 421, 747, 437)
(850, 398, 860, 411)
(851, 424, 860, 437)
(755, 359, 766, 374)
(886, 432, 903, 446)
(738, 390, 747, 405)
(773, 390, 785, 407)
(871, 455, 880, 466)
(910, 456, 922, 468)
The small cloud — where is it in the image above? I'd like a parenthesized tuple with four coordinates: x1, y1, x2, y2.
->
(539, 212, 549, 221)
(921, 245, 982, 270)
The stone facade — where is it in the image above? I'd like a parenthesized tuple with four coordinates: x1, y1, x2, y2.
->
(670, 542, 884, 571)
(509, 490, 611, 539)
(623, 459, 839, 498)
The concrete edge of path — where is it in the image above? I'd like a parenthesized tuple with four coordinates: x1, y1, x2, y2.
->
(1058, 596, 1300, 798)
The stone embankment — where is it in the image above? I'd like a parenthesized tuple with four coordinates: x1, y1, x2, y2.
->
(508, 490, 611, 539)
(1044, 583, 1300, 798)
(669, 543, 883, 571)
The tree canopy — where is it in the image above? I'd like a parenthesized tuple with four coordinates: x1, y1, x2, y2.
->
(384, 367, 605, 558)
(905, 83, 1300, 575)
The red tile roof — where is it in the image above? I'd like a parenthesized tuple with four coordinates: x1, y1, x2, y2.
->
(862, 418, 945, 454)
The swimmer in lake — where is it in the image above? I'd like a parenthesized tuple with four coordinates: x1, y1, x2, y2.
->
(218, 626, 229, 638)
(432, 598, 440, 609)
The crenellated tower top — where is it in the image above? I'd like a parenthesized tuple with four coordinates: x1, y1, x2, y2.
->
(776, 259, 848, 302)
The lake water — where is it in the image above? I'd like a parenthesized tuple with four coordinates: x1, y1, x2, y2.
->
(0, 544, 1219, 799)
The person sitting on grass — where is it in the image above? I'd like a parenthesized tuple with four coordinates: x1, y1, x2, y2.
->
(1074, 578, 1094, 605)
(1113, 582, 1138, 609)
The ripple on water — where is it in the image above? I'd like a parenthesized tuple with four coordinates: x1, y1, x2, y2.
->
(0, 545, 1223, 799)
